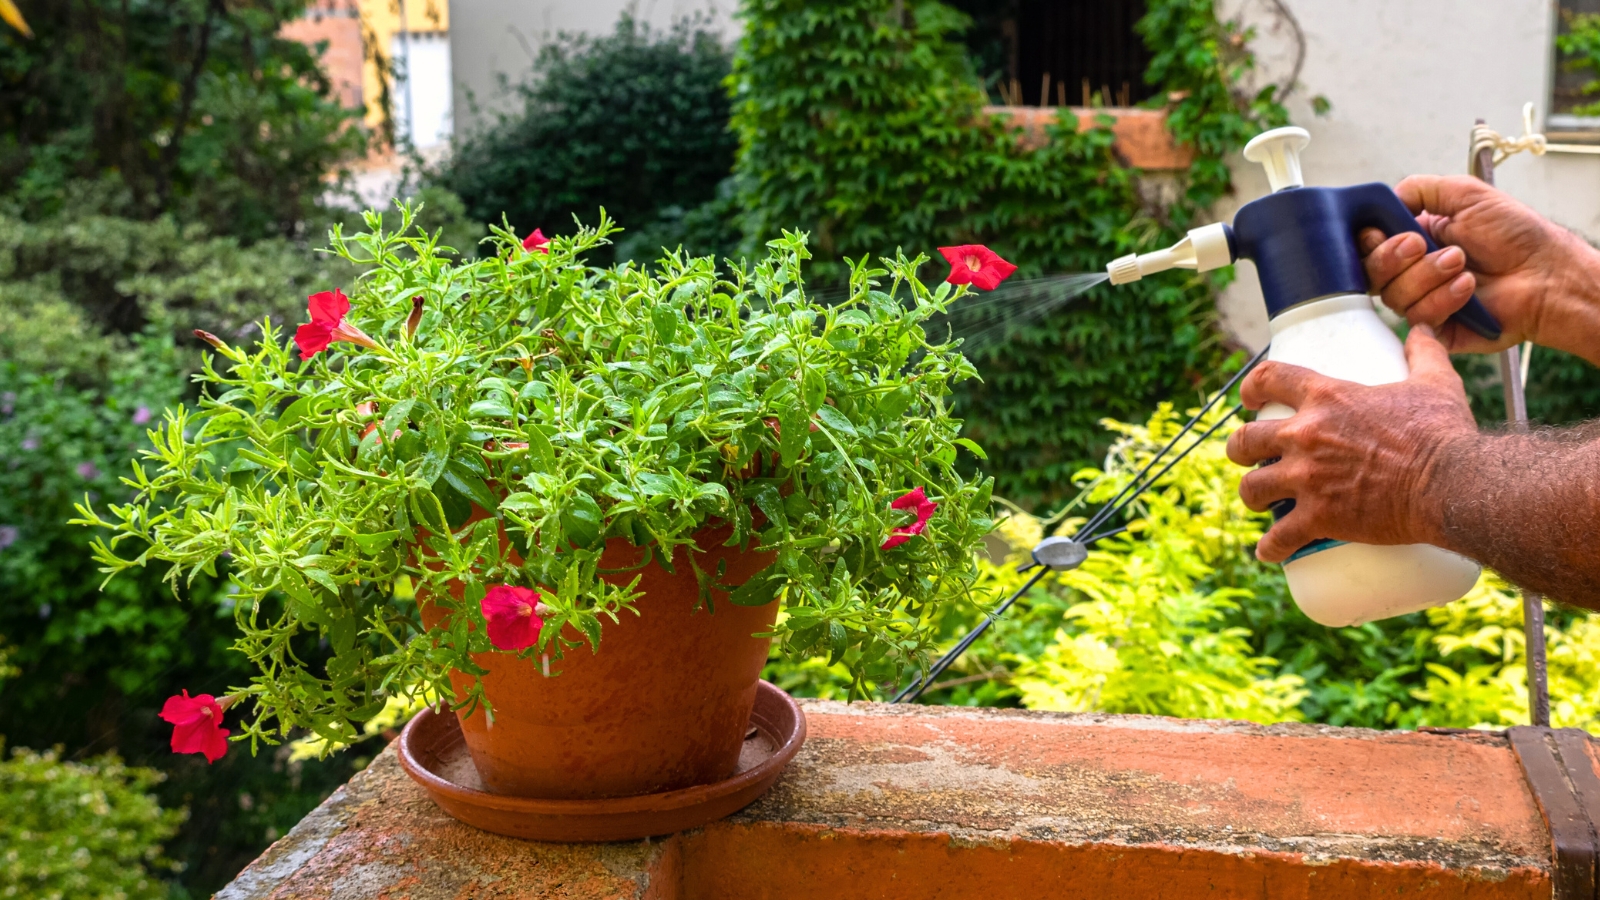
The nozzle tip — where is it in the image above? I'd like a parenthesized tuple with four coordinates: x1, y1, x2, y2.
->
(1107, 254, 1142, 285)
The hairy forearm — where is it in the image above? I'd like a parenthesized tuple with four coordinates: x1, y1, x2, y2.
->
(1424, 424, 1600, 608)
(1540, 231, 1600, 368)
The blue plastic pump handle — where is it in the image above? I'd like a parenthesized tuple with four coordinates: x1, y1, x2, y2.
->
(1342, 185, 1503, 341)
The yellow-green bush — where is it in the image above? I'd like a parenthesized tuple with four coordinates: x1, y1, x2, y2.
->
(768, 397, 1600, 732)
(0, 744, 182, 900)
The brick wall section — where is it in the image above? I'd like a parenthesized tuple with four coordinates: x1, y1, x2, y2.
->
(280, 0, 364, 111)
(986, 106, 1196, 169)
(217, 701, 1555, 899)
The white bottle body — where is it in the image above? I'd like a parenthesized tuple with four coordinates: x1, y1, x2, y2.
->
(1260, 294, 1479, 627)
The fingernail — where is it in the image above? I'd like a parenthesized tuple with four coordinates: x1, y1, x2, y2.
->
(1437, 246, 1464, 270)
(1399, 233, 1426, 260)
(1450, 272, 1473, 296)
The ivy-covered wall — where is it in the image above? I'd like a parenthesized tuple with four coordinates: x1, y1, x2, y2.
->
(729, 0, 1287, 505)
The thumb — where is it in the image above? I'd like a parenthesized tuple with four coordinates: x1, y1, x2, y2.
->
(1404, 323, 1458, 386)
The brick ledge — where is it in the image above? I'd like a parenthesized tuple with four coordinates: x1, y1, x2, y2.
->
(217, 699, 1557, 899)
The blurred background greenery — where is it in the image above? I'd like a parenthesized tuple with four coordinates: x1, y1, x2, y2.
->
(2, 0, 1597, 896)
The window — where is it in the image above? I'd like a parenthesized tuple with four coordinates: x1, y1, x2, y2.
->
(952, 0, 1154, 107)
(1551, 0, 1600, 140)
(1012, 0, 1153, 107)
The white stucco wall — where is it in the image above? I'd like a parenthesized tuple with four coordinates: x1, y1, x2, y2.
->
(1216, 0, 1600, 350)
(449, 0, 735, 133)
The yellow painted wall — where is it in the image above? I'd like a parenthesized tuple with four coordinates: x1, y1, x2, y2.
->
(358, 0, 448, 133)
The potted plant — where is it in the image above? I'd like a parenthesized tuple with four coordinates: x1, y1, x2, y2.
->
(74, 207, 1003, 800)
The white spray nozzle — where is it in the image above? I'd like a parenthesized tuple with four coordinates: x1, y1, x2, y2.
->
(1242, 126, 1311, 192)
(1106, 222, 1234, 285)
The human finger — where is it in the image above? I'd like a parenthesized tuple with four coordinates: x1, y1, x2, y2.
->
(1360, 231, 1427, 294)
(1236, 461, 1298, 512)
(1403, 324, 1467, 390)
(1393, 174, 1492, 219)
(1377, 245, 1467, 317)
(1254, 512, 1318, 564)
(1395, 270, 1476, 331)
(1226, 419, 1286, 467)
(1239, 361, 1323, 411)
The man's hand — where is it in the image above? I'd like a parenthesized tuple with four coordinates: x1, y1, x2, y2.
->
(1225, 326, 1478, 563)
(1358, 175, 1600, 364)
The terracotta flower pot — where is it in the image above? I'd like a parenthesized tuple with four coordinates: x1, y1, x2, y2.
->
(419, 523, 778, 799)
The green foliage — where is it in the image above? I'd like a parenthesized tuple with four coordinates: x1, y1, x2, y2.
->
(1455, 348, 1600, 430)
(0, 743, 183, 900)
(1558, 11, 1600, 117)
(77, 208, 996, 745)
(728, 0, 1287, 503)
(0, 208, 355, 381)
(0, 0, 364, 240)
(435, 15, 737, 262)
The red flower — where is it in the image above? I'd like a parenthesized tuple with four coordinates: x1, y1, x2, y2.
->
(881, 487, 938, 550)
(522, 229, 550, 254)
(938, 245, 1017, 291)
(294, 289, 380, 360)
(160, 690, 230, 763)
(482, 585, 545, 651)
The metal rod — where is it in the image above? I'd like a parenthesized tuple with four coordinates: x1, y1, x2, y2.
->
(1474, 118, 1550, 727)
(1079, 347, 1268, 540)
(892, 396, 1248, 705)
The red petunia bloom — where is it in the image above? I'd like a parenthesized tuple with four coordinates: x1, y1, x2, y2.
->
(482, 585, 545, 651)
(160, 690, 230, 763)
(522, 229, 550, 254)
(294, 289, 380, 360)
(881, 487, 938, 550)
(938, 245, 1017, 291)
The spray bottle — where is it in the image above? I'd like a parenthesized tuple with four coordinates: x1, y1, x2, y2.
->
(1105, 126, 1501, 627)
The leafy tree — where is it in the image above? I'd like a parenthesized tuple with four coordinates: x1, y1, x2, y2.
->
(0, 0, 364, 240)
(435, 15, 737, 262)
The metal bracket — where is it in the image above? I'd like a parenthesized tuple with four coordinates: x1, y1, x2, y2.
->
(1024, 536, 1088, 573)
(1508, 726, 1600, 899)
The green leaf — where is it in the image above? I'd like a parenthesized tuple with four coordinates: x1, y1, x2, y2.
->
(443, 462, 498, 512)
(348, 530, 401, 552)
(560, 492, 603, 548)
(651, 304, 679, 345)
(777, 402, 808, 466)
(728, 572, 784, 607)
(523, 425, 556, 470)
(383, 399, 416, 435)
(499, 492, 539, 513)
(953, 437, 987, 460)
(815, 404, 856, 437)
(300, 566, 339, 595)
(415, 452, 446, 488)
(469, 398, 516, 420)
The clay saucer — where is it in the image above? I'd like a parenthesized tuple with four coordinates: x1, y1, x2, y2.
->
(397, 680, 807, 842)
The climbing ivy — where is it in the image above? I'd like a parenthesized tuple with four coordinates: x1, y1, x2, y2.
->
(730, 0, 1286, 504)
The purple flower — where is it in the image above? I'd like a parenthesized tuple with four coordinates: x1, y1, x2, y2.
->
(0, 392, 14, 416)
(0, 525, 19, 551)
(20, 437, 38, 451)
(132, 406, 152, 425)
(76, 461, 100, 480)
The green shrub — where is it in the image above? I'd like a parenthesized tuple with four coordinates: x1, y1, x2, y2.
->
(0, 743, 183, 900)
(0, 0, 364, 240)
(728, 0, 1287, 504)
(435, 15, 737, 262)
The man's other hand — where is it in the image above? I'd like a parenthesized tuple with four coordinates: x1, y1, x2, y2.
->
(1358, 175, 1600, 363)
(1225, 325, 1478, 564)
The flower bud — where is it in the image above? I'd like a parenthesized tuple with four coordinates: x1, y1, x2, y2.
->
(405, 295, 425, 340)
(194, 329, 227, 351)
